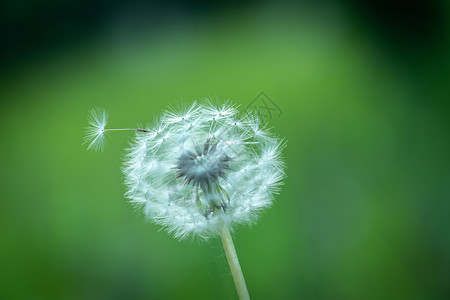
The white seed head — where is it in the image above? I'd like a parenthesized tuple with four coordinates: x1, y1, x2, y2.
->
(123, 101, 286, 239)
(84, 108, 108, 152)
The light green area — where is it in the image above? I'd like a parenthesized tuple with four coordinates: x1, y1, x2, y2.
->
(0, 8, 449, 300)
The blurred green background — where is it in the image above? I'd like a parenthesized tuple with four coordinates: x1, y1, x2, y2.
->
(1, 0, 449, 299)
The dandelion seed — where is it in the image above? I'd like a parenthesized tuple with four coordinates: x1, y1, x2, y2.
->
(83, 108, 108, 152)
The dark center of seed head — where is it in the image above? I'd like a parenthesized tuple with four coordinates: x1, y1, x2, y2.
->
(176, 139, 231, 189)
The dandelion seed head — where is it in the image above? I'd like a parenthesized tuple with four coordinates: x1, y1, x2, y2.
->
(123, 101, 286, 239)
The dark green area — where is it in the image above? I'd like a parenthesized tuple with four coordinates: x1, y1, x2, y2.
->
(0, 2, 449, 299)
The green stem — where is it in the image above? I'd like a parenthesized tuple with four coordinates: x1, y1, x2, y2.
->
(219, 222, 250, 300)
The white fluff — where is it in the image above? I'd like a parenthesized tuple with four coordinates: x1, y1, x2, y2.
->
(122, 101, 286, 239)
(84, 108, 108, 152)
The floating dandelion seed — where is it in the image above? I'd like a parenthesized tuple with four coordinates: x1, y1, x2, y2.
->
(84, 101, 286, 300)
(83, 108, 108, 152)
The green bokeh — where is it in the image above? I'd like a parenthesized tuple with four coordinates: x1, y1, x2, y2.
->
(1, 5, 449, 300)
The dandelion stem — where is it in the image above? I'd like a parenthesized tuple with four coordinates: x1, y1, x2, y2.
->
(219, 222, 250, 300)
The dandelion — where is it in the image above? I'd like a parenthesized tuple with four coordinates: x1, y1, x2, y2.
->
(85, 101, 286, 300)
